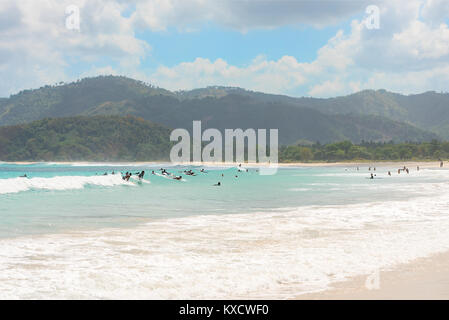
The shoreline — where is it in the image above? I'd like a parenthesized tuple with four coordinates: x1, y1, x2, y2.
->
(0, 160, 445, 169)
(297, 249, 449, 300)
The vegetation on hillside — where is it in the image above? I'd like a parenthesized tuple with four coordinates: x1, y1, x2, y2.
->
(0, 76, 441, 144)
(0, 115, 173, 161)
(279, 140, 449, 162)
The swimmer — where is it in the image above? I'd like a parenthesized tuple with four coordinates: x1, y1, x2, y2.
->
(19, 174, 27, 178)
(213, 182, 221, 186)
(370, 173, 374, 179)
(388, 171, 391, 176)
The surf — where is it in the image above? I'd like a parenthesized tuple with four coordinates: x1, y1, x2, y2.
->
(0, 174, 136, 195)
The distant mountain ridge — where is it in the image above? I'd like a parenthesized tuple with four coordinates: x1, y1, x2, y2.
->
(0, 76, 444, 144)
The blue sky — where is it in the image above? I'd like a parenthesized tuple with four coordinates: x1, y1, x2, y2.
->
(1, 0, 448, 98)
(137, 23, 350, 68)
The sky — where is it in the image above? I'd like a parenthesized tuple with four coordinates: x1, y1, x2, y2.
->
(0, 0, 448, 98)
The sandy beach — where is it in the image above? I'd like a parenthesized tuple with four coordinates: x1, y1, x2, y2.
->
(2, 160, 445, 169)
(298, 250, 449, 300)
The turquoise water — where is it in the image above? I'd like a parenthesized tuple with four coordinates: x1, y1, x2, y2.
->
(0, 163, 431, 238)
(1, 162, 449, 299)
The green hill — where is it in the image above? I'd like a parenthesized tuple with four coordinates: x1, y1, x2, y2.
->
(0, 76, 442, 144)
(0, 115, 172, 161)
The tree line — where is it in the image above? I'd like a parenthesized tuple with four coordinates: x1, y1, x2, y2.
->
(279, 140, 449, 162)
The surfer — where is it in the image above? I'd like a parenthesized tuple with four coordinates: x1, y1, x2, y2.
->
(213, 182, 221, 186)
(370, 173, 374, 179)
(173, 175, 182, 180)
(138, 171, 145, 180)
(19, 174, 27, 178)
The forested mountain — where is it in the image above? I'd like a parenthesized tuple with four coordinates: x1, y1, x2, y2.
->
(0, 115, 172, 161)
(0, 76, 444, 144)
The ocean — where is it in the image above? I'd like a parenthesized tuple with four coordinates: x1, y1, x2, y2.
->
(0, 162, 448, 299)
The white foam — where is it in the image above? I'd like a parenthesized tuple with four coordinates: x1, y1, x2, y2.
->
(1, 188, 449, 299)
(0, 175, 134, 195)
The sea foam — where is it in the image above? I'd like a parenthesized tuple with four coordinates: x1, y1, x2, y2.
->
(0, 175, 134, 195)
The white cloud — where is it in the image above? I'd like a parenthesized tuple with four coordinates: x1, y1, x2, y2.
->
(149, 56, 308, 94)
(130, 0, 376, 32)
(0, 0, 149, 96)
(0, 0, 448, 98)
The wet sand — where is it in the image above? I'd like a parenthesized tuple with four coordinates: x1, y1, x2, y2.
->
(297, 250, 449, 300)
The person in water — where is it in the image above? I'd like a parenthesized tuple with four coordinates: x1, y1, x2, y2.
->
(138, 171, 145, 179)
(388, 171, 391, 176)
(213, 182, 221, 186)
(370, 173, 374, 179)
(20, 174, 27, 178)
